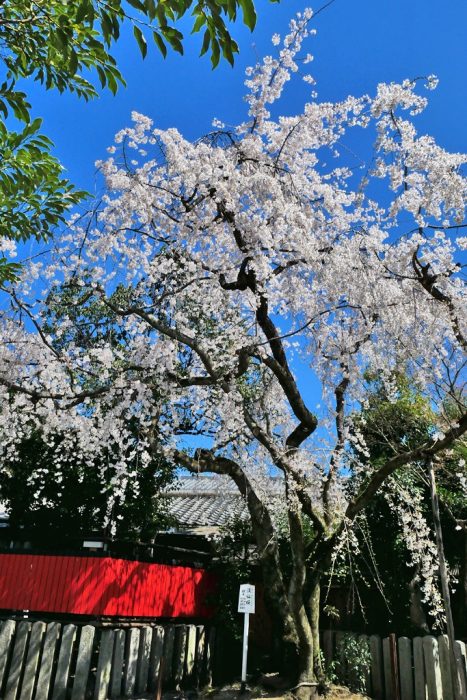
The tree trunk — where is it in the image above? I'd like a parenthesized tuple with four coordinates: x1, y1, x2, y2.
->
(428, 459, 462, 700)
(409, 567, 429, 633)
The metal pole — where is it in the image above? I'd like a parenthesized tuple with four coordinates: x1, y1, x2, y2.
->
(240, 612, 250, 693)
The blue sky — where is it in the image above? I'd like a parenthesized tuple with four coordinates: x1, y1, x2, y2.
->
(23, 0, 467, 199)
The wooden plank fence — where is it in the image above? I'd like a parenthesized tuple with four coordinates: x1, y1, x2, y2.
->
(0, 619, 216, 699)
(322, 630, 467, 700)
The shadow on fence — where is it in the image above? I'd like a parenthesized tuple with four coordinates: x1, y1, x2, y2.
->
(0, 618, 216, 699)
(322, 629, 467, 700)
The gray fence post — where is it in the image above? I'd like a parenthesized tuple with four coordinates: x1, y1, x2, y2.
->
(162, 625, 175, 686)
(94, 629, 115, 700)
(195, 625, 206, 688)
(35, 622, 61, 700)
(124, 627, 140, 697)
(454, 640, 467, 700)
(422, 636, 443, 700)
(148, 626, 164, 692)
(4, 621, 31, 700)
(136, 626, 152, 694)
(71, 625, 96, 700)
(110, 629, 125, 699)
(398, 636, 414, 700)
(174, 625, 188, 689)
(20, 621, 46, 700)
(437, 635, 453, 700)
(205, 627, 216, 688)
(0, 620, 16, 693)
(52, 624, 77, 700)
(370, 634, 384, 700)
(413, 637, 427, 700)
(186, 625, 197, 683)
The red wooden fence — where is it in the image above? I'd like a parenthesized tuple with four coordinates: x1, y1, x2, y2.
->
(0, 553, 216, 618)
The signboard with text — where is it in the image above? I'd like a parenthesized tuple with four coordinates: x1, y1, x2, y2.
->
(238, 583, 255, 614)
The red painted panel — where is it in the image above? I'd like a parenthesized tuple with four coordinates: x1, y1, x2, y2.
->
(0, 553, 216, 618)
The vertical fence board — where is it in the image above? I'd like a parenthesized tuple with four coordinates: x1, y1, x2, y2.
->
(20, 621, 46, 700)
(196, 625, 206, 688)
(124, 627, 140, 697)
(0, 620, 16, 694)
(148, 626, 164, 692)
(110, 629, 125, 699)
(383, 637, 393, 700)
(370, 635, 384, 700)
(422, 636, 443, 700)
(454, 640, 467, 700)
(71, 625, 95, 700)
(52, 624, 77, 700)
(136, 626, 152, 694)
(205, 627, 216, 688)
(186, 625, 197, 682)
(398, 636, 414, 700)
(4, 621, 30, 700)
(162, 625, 175, 685)
(94, 629, 115, 700)
(35, 622, 61, 700)
(174, 625, 188, 689)
(413, 637, 427, 700)
(437, 635, 453, 700)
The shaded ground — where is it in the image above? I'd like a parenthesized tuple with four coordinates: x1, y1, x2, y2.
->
(151, 683, 370, 700)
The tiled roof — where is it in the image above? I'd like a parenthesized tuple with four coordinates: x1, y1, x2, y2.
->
(164, 474, 283, 531)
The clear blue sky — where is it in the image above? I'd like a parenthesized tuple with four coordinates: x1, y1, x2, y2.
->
(24, 0, 467, 197)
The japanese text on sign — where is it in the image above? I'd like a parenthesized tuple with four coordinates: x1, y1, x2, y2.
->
(238, 583, 255, 614)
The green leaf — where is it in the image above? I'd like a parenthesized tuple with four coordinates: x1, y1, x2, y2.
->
(153, 31, 167, 58)
(191, 13, 206, 33)
(69, 49, 79, 75)
(133, 25, 148, 58)
(200, 28, 211, 57)
(238, 0, 256, 30)
(76, 1, 89, 23)
(211, 38, 220, 68)
(127, 0, 146, 11)
(145, 0, 157, 20)
(162, 28, 183, 55)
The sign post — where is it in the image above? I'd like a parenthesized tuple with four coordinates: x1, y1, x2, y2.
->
(238, 583, 255, 693)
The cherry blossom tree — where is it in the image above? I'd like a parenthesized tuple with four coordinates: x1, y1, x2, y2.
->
(0, 9, 466, 697)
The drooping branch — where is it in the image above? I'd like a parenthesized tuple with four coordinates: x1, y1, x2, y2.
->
(346, 411, 467, 519)
(412, 251, 466, 352)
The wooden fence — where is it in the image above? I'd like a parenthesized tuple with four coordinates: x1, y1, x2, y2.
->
(322, 630, 467, 700)
(0, 618, 216, 699)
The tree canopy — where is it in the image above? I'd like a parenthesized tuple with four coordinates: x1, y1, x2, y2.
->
(0, 0, 271, 283)
(0, 9, 466, 697)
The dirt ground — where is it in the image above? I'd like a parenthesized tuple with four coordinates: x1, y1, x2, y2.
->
(155, 683, 370, 700)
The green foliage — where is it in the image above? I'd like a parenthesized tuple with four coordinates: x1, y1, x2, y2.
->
(335, 634, 371, 694)
(0, 118, 85, 243)
(0, 0, 270, 283)
(0, 428, 175, 542)
(355, 371, 435, 468)
(345, 372, 467, 634)
(209, 515, 255, 640)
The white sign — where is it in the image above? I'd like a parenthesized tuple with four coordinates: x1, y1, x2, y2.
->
(238, 583, 255, 614)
